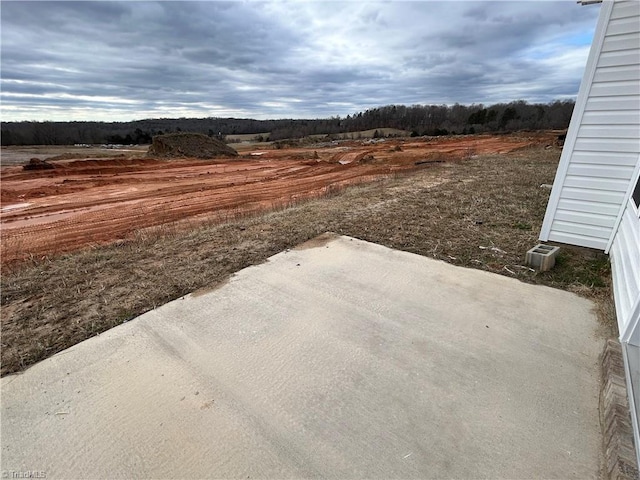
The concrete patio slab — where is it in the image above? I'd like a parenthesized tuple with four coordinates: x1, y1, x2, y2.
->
(1, 234, 602, 479)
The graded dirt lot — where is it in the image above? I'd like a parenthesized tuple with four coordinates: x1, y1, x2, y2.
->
(1, 135, 540, 264)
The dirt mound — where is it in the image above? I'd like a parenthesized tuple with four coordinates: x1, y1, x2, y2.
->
(23, 158, 55, 170)
(148, 133, 238, 159)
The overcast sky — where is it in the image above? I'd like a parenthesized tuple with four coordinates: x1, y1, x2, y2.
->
(1, 1, 600, 122)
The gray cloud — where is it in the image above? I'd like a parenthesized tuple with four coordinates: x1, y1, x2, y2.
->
(1, 1, 600, 121)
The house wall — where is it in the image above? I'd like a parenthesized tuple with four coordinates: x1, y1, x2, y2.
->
(610, 202, 640, 335)
(610, 197, 640, 451)
(539, 0, 640, 465)
(540, 0, 640, 251)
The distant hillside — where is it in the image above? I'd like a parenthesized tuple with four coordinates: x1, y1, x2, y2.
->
(1, 100, 574, 146)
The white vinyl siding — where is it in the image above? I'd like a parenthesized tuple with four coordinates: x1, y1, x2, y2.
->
(581, 109, 640, 125)
(601, 33, 640, 54)
(584, 95, 640, 111)
(567, 163, 636, 179)
(541, 0, 640, 251)
(610, 203, 640, 333)
(556, 198, 621, 216)
(610, 202, 640, 449)
(559, 186, 626, 205)
(573, 138, 639, 153)
(578, 125, 639, 139)
(540, 0, 640, 464)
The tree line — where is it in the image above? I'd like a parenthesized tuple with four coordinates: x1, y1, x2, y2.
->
(1, 100, 574, 146)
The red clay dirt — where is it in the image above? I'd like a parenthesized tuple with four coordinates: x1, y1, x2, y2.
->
(1, 134, 545, 264)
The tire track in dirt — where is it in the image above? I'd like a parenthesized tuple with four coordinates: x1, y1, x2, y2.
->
(1, 135, 540, 264)
(1, 162, 398, 262)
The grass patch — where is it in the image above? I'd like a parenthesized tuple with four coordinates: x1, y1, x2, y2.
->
(0, 146, 616, 376)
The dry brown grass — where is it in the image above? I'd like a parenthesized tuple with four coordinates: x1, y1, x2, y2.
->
(0, 145, 616, 376)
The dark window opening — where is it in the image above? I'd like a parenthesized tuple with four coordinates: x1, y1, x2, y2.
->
(633, 175, 640, 209)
